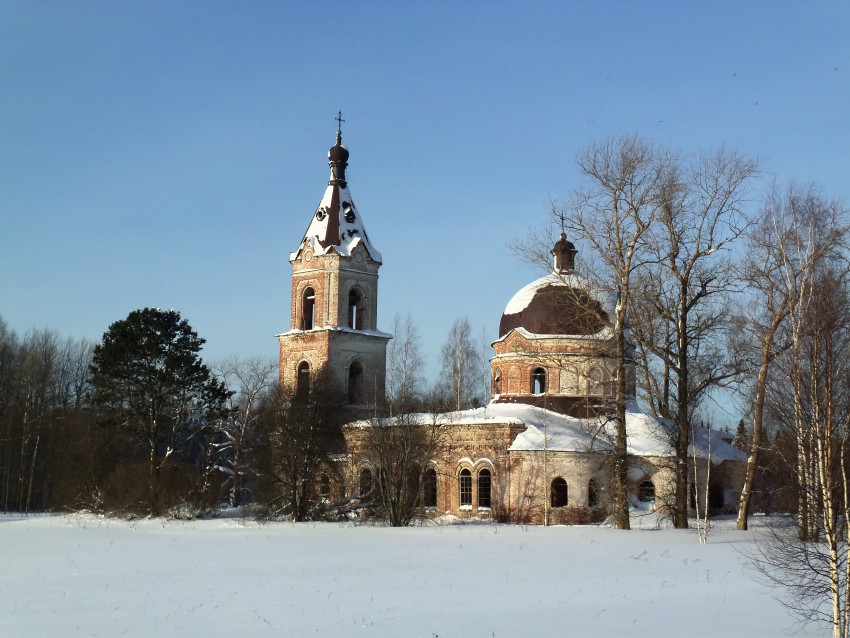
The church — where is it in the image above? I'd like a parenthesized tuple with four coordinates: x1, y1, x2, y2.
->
(277, 124, 746, 524)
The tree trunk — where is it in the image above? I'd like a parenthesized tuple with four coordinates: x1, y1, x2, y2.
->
(737, 319, 779, 529)
(613, 325, 630, 529)
(674, 293, 689, 528)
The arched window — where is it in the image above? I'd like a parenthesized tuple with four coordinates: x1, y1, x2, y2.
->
(347, 361, 363, 404)
(531, 367, 546, 395)
(348, 287, 365, 330)
(359, 468, 373, 497)
(423, 468, 437, 508)
(493, 369, 502, 395)
(319, 473, 330, 498)
(478, 469, 492, 508)
(459, 469, 472, 507)
(638, 480, 655, 502)
(588, 479, 599, 507)
(301, 287, 315, 330)
(551, 477, 568, 508)
(296, 361, 310, 399)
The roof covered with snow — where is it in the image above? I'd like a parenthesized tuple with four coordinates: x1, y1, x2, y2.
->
(498, 271, 616, 339)
(504, 272, 614, 317)
(290, 132, 382, 263)
(348, 401, 745, 463)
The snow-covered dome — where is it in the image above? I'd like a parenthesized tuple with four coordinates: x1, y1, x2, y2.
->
(499, 234, 613, 338)
(499, 273, 613, 338)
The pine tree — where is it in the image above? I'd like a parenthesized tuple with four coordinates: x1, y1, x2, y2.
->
(89, 307, 230, 512)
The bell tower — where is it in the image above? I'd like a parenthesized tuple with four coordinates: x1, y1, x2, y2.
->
(277, 116, 389, 409)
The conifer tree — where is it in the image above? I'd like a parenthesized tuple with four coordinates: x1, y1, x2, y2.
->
(89, 307, 230, 512)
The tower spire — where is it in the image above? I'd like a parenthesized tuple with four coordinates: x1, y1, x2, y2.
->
(290, 117, 381, 263)
(335, 110, 345, 141)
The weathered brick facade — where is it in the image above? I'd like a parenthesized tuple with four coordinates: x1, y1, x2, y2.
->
(277, 129, 389, 408)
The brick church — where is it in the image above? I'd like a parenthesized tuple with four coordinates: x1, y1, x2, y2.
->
(277, 124, 745, 524)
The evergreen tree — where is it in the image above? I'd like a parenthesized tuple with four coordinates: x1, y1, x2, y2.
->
(733, 418, 751, 455)
(89, 308, 230, 512)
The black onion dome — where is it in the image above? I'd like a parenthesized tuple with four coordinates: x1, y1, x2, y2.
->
(328, 130, 349, 185)
(328, 132, 349, 164)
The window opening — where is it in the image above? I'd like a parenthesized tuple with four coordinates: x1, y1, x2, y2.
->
(551, 477, 568, 508)
(296, 362, 310, 399)
(531, 368, 546, 395)
(301, 287, 315, 330)
(638, 480, 655, 502)
(347, 361, 364, 404)
(478, 469, 492, 508)
(588, 479, 599, 507)
(459, 469, 472, 506)
(424, 468, 437, 508)
(319, 474, 330, 498)
(493, 369, 502, 394)
(348, 288, 365, 330)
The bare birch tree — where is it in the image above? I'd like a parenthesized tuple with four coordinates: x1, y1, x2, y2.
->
(734, 186, 845, 529)
(753, 265, 850, 638)
(439, 317, 484, 411)
(748, 187, 848, 537)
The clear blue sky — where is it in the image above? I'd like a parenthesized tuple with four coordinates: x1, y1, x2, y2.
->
(2, 1, 848, 414)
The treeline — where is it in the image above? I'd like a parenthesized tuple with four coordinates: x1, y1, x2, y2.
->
(0, 322, 93, 512)
(0, 307, 486, 518)
(0, 310, 276, 515)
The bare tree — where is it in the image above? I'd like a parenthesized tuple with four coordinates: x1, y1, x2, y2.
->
(748, 187, 849, 538)
(0, 322, 96, 513)
(439, 317, 484, 411)
(559, 135, 673, 529)
(386, 314, 424, 417)
(364, 314, 447, 526)
(366, 407, 445, 527)
(12, 329, 58, 512)
(735, 186, 846, 529)
(751, 263, 850, 638)
(259, 366, 345, 521)
(631, 147, 758, 527)
(211, 355, 276, 506)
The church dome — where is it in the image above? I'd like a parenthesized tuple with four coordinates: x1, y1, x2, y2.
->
(498, 237, 612, 338)
(498, 273, 610, 337)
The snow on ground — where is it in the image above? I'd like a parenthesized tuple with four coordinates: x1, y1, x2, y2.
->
(0, 513, 818, 638)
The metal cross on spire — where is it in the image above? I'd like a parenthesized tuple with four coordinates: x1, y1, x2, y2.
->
(335, 111, 345, 134)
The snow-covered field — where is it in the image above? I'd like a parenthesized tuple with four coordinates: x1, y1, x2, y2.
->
(1, 513, 817, 637)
